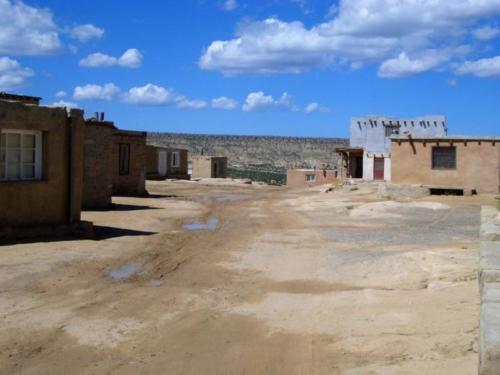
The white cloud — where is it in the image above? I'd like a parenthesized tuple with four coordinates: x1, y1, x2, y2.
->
(176, 98, 207, 110)
(211, 96, 238, 110)
(0, 0, 62, 55)
(305, 102, 330, 114)
(446, 78, 458, 86)
(123, 83, 177, 105)
(200, 0, 500, 77)
(378, 51, 451, 78)
(50, 100, 79, 109)
(456, 56, 500, 77)
(0, 57, 34, 90)
(73, 83, 120, 101)
(79, 49, 143, 68)
(242, 91, 296, 112)
(55, 90, 67, 98)
(69, 24, 104, 43)
(223, 0, 237, 11)
(473, 26, 500, 41)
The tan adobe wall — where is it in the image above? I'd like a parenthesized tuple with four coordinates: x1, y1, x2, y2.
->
(145, 145, 160, 178)
(391, 139, 500, 194)
(0, 101, 83, 226)
(82, 121, 114, 209)
(191, 156, 227, 178)
(286, 169, 338, 188)
(112, 130, 147, 196)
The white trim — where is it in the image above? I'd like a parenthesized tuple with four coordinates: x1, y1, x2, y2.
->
(0, 129, 42, 181)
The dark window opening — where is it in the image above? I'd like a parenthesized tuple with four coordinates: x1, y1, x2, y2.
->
(432, 146, 456, 170)
(118, 143, 130, 175)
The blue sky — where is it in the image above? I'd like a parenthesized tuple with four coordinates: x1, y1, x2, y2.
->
(1, 0, 500, 137)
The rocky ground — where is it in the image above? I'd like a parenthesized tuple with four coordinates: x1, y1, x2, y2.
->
(0, 180, 494, 374)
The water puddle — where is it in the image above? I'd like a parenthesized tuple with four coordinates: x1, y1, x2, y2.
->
(183, 217, 219, 231)
(109, 263, 141, 280)
(146, 279, 162, 287)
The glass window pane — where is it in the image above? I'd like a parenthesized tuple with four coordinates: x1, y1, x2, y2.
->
(22, 134, 36, 148)
(6, 163, 20, 179)
(6, 149, 20, 163)
(22, 148, 35, 163)
(0, 133, 5, 148)
(22, 164, 35, 179)
(0, 164, 4, 179)
(7, 133, 20, 148)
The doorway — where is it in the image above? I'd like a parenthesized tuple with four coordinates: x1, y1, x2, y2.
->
(158, 151, 167, 176)
(374, 157, 385, 180)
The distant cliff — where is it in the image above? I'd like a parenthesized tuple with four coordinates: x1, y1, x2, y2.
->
(147, 132, 348, 169)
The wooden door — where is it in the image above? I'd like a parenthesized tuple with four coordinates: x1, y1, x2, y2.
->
(374, 157, 385, 181)
(158, 151, 167, 176)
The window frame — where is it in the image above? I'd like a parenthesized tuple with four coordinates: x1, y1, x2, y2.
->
(118, 143, 130, 176)
(171, 151, 180, 168)
(0, 129, 42, 181)
(305, 174, 316, 182)
(432, 146, 457, 170)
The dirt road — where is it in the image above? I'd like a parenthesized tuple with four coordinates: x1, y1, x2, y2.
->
(0, 181, 491, 374)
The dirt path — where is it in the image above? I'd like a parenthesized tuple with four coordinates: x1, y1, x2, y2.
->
(0, 181, 489, 374)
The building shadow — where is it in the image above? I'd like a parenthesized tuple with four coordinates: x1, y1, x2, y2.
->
(93, 225, 157, 240)
(146, 194, 178, 199)
(85, 203, 162, 212)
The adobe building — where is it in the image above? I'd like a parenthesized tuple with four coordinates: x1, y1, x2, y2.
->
(146, 145, 189, 180)
(337, 115, 447, 181)
(191, 156, 227, 178)
(82, 119, 116, 209)
(286, 169, 337, 188)
(0, 96, 89, 238)
(0, 92, 41, 106)
(391, 135, 500, 194)
(112, 129, 147, 196)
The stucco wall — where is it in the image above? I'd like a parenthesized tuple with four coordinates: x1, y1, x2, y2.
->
(146, 146, 189, 180)
(392, 139, 500, 194)
(0, 101, 83, 226)
(82, 121, 114, 209)
(286, 169, 337, 188)
(192, 156, 227, 178)
(112, 131, 147, 196)
(350, 116, 447, 153)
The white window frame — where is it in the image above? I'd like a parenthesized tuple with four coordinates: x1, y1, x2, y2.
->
(171, 151, 180, 168)
(0, 129, 42, 181)
(305, 174, 316, 182)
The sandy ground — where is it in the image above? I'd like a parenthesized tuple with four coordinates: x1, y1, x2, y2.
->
(0, 180, 495, 375)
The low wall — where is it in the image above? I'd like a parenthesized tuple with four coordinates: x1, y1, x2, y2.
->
(287, 169, 337, 188)
(479, 205, 500, 374)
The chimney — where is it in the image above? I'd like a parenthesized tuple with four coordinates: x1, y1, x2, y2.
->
(100, 112, 105, 122)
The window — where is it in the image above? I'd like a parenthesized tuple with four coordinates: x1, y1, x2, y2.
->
(171, 151, 180, 167)
(305, 174, 316, 182)
(0, 130, 42, 181)
(432, 147, 456, 170)
(385, 126, 399, 137)
(118, 143, 130, 175)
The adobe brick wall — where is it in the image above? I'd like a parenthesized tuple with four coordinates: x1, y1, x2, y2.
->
(82, 121, 114, 209)
(0, 100, 84, 226)
(192, 156, 227, 178)
(167, 148, 189, 179)
(286, 169, 338, 188)
(112, 130, 147, 196)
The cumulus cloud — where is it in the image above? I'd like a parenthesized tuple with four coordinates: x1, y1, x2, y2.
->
(305, 102, 330, 114)
(378, 50, 451, 78)
(455, 56, 500, 77)
(211, 96, 238, 110)
(200, 0, 500, 77)
(242, 91, 296, 112)
(73, 83, 120, 101)
(123, 83, 177, 105)
(473, 26, 500, 41)
(79, 49, 143, 68)
(0, 0, 62, 55)
(50, 100, 79, 109)
(176, 98, 207, 110)
(0, 57, 34, 90)
(223, 0, 237, 11)
(55, 90, 67, 98)
(69, 24, 104, 43)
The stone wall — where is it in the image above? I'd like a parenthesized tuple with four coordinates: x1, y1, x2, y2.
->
(113, 130, 147, 196)
(147, 132, 348, 169)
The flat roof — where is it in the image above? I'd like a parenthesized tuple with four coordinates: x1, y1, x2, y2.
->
(335, 147, 364, 153)
(391, 135, 500, 141)
(0, 92, 41, 101)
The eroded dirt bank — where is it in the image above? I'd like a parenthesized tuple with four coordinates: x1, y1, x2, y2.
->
(0, 181, 492, 374)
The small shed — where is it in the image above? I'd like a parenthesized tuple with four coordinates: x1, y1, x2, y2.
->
(146, 146, 189, 180)
(191, 156, 227, 178)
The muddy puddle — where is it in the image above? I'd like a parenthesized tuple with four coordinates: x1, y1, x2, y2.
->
(109, 263, 141, 280)
(183, 217, 219, 231)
